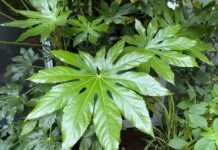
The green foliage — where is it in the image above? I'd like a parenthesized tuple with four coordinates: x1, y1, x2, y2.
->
(123, 19, 212, 84)
(20, 128, 61, 150)
(79, 125, 103, 150)
(168, 138, 187, 150)
(26, 41, 170, 149)
(2, 0, 71, 41)
(69, 16, 108, 47)
(0, 83, 25, 123)
(5, 48, 39, 81)
(98, 0, 135, 24)
(0, 0, 217, 149)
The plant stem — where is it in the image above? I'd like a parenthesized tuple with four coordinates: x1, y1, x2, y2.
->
(1, 0, 18, 13)
(21, 0, 30, 10)
(33, 65, 45, 69)
(0, 12, 15, 20)
(53, 30, 63, 49)
(0, 41, 49, 47)
(88, 0, 93, 15)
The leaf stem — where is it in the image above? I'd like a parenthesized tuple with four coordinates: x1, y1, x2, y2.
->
(1, 0, 18, 13)
(0, 11, 15, 20)
(0, 41, 49, 47)
(24, 86, 38, 95)
(21, 0, 30, 10)
(53, 30, 63, 49)
(33, 65, 45, 69)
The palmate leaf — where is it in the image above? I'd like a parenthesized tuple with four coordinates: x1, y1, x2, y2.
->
(2, 0, 71, 41)
(27, 40, 169, 150)
(20, 128, 61, 150)
(0, 83, 25, 123)
(123, 19, 212, 84)
(69, 16, 108, 47)
(98, 0, 136, 24)
(5, 48, 39, 81)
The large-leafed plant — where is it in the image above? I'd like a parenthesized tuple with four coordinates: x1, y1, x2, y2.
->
(124, 19, 213, 84)
(2, 0, 71, 41)
(26, 40, 169, 149)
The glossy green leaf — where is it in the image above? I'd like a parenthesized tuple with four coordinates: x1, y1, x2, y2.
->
(93, 80, 122, 150)
(106, 40, 125, 65)
(107, 72, 169, 96)
(159, 51, 198, 67)
(51, 50, 86, 69)
(148, 37, 196, 50)
(111, 86, 153, 136)
(112, 51, 153, 72)
(156, 25, 181, 38)
(135, 19, 146, 37)
(26, 82, 80, 119)
(62, 82, 96, 149)
(2, 0, 71, 41)
(150, 56, 174, 84)
(147, 18, 158, 40)
(27, 42, 169, 149)
(28, 66, 83, 83)
(189, 49, 213, 65)
(123, 19, 207, 86)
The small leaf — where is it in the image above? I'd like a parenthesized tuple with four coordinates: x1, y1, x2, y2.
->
(73, 32, 88, 47)
(212, 118, 218, 132)
(194, 138, 216, 150)
(168, 138, 187, 150)
(21, 121, 37, 136)
(177, 101, 189, 109)
(106, 40, 125, 65)
(188, 114, 208, 129)
(135, 19, 146, 37)
(188, 104, 207, 115)
(147, 18, 158, 40)
(189, 49, 213, 65)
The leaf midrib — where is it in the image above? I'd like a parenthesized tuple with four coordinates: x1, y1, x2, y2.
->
(29, 77, 97, 118)
(98, 78, 114, 147)
(63, 78, 98, 147)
